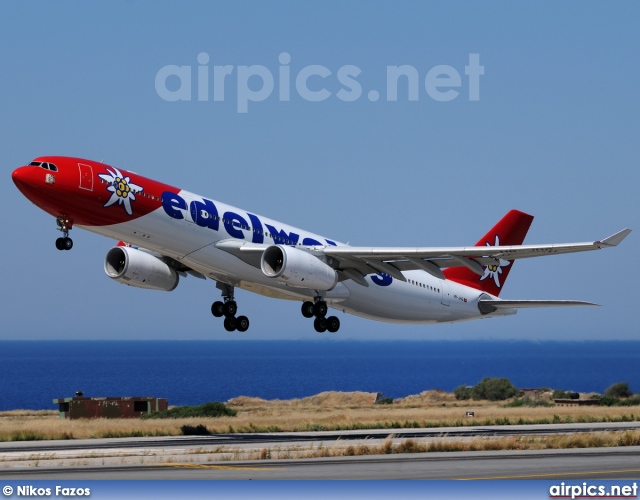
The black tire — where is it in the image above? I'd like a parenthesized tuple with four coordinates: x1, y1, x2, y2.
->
(301, 301, 315, 318)
(326, 316, 340, 333)
(236, 316, 250, 332)
(211, 301, 225, 317)
(314, 317, 327, 333)
(64, 238, 73, 250)
(55, 238, 65, 250)
(313, 301, 328, 318)
(223, 301, 237, 318)
(223, 317, 237, 332)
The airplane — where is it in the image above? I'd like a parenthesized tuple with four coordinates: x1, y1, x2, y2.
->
(12, 156, 631, 333)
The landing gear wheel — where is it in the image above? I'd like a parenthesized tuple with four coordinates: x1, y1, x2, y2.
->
(214, 284, 249, 332)
(236, 316, 250, 332)
(301, 301, 315, 318)
(314, 317, 327, 333)
(223, 301, 238, 317)
(223, 317, 237, 332)
(313, 301, 328, 318)
(211, 301, 225, 318)
(55, 217, 74, 250)
(326, 316, 340, 333)
(56, 237, 73, 250)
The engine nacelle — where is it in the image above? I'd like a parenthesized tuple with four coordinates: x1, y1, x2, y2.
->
(104, 246, 179, 291)
(261, 245, 337, 291)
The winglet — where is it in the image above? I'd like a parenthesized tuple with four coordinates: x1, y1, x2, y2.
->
(599, 228, 632, 247)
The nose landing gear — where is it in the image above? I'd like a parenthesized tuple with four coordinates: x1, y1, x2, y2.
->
(302, 296, 340, 333)
(55, 217, 74, 251)
(211, 283, 249, 332)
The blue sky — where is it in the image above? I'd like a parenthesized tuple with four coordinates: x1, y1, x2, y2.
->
(2, 2, 637, 340)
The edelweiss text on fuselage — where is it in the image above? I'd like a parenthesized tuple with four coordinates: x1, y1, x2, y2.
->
(161, 191, 338, 247)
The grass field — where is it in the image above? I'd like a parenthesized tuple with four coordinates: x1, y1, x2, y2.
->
(1, 391, 639, 442)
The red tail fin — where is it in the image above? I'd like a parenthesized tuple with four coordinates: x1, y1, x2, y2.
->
(443, 210, 534, 296)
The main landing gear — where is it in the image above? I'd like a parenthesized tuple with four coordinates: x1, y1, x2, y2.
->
(301, 297, 340, 333)
(211, 284, 249, 332)
(55, 217, 73, 251)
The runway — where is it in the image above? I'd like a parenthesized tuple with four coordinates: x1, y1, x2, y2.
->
(2, 448, 640, 480)
(2, 421, 639, 453)
(1, 422, 639, 479)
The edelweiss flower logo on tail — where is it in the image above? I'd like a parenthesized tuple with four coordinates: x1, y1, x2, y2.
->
(479, 235, 511, 288)
(98, 167, 143, 216)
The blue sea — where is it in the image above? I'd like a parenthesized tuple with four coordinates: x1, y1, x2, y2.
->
(0, 341, 638, 411)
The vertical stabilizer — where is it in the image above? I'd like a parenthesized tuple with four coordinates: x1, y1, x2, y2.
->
(443, 210, 534, 296)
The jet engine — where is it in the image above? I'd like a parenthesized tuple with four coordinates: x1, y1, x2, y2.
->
(104, 246, 179, 291)
(261, 245, 337, 291)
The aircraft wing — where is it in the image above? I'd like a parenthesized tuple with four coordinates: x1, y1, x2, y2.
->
(318, 228, 632, 284)
(215, 228, 631, 287)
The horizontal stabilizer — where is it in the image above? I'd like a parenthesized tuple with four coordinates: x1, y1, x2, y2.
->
(478, 299, 599, 314)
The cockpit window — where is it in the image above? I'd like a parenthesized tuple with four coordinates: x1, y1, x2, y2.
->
(30, 161, 58, 172)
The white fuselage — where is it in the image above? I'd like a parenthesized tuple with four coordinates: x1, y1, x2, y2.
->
(79, 188, 511, 324)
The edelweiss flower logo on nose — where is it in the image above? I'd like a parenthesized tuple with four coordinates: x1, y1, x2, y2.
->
(479, 235, 511, 288)
(98, 167, 143, 216)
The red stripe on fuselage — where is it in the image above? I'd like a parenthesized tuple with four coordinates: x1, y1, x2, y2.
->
(12, 156, 179, 227)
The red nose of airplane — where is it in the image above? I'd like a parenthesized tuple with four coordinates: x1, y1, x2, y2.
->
(11, 166, 31, 192)
(12, 165, 50, 204)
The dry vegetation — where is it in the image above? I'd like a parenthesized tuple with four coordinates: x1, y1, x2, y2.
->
(1, 390, 639, 442)
(257, 431, 640, 461)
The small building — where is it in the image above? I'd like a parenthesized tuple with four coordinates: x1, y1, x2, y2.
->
(53, 394, 168, 419)
(519, 388, 553, 401)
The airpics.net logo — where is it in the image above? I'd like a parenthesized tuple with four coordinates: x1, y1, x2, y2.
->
(155, 52, 484, 113)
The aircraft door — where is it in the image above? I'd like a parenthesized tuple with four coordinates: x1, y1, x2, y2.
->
(78, 163, 93, 191)
(440, 280, 450, 306)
